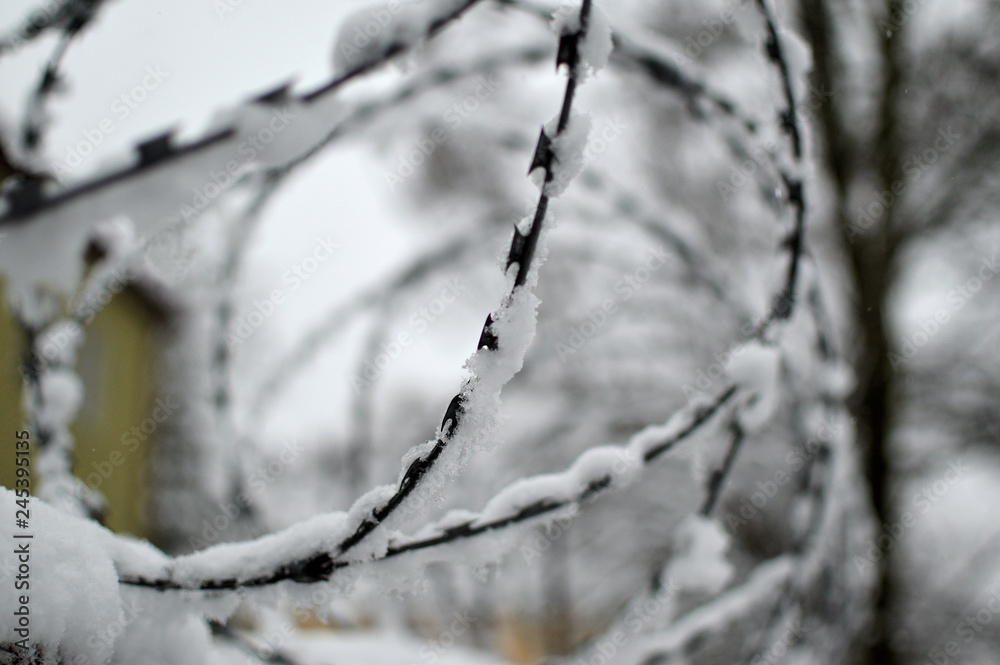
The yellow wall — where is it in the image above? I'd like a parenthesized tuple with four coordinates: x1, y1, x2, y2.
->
(0, 290, 27, 495)
(0, 278, 160, 538)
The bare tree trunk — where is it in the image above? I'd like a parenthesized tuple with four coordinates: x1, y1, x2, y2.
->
(799, 1, 901, 662)
(861, 5, 905, 661)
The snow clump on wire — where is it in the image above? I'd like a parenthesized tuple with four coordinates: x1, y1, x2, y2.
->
(551, 0, 613, 79)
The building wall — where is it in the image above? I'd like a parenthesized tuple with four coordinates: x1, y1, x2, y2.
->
(0, 279, 161, 538)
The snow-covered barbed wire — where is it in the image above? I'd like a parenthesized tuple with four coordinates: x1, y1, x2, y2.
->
(750, 0, 809, 335)
(14, 0, 110, 161)
(308, 0, 490, 101)
(554, 359, 863, 664)
(110, 384, 736, 591)
(0, 2, 772, 229)
(4, 0, 821, 594)
(503, 0, 760, 129)
(491, 4, 864, 661)
(0, 0, 494, 235)
(699, 419, 746, 517)
(12, 308, 96, 518)
(0, 0, 108, 59)
(114, 0, 612, 593)
(0, 0, 877, 661)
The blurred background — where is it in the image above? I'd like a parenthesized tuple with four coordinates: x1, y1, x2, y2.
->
(0, 0, 998, 664)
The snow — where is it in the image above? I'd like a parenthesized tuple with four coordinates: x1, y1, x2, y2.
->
(527, 2, 612, 198)
(819, 360, 854, 400)
(626, 400, 714, 460)
(727, 340, 782, 431)
(0, 92, 341, 303)
(412, 208, 555, 482)
(171, 512, 351, 587)
(531, 111, 592, 197)
(0, 137, 232, 298)
(551, 1, 613, 78)
(663, 515, 733, 594)
(230, 97, 346, 168)
(332, 0, 475, 75)
(0, 487, 123, 664)
(15, 304, 96, 516)
(102, 534, 172, 583)
(551, 3, 582, 36)
(380, 398, 718, 563)
(0, 491, 369, 660)
(106, 610, 225, 665)
(33, 369, 83, 431)
(774, 27, 813, 115)
(36, 320, 86, 366)
(0, 207, 106, 298)
(622, 557, 794, 663)
(289, 629, 512, 665)
(472, 444, 640, 525)
(579, 2, 613, 75)
(573, 444, 643, 489)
